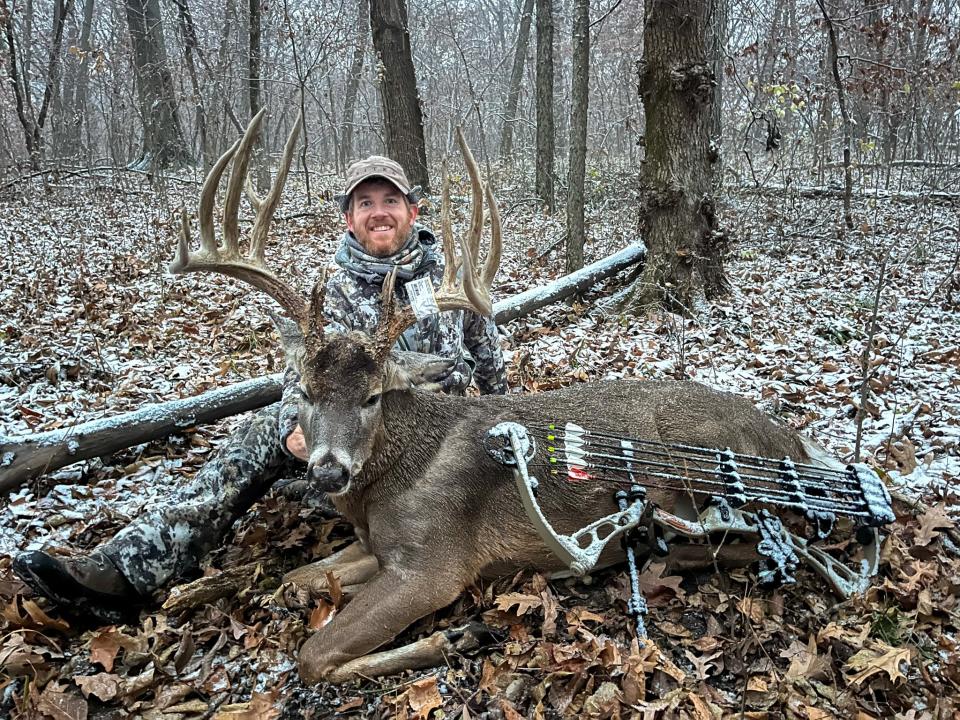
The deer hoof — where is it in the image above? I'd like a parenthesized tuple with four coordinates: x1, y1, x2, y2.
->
(298, 634, 339, 684)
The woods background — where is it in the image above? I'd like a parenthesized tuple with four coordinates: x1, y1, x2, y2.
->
(2, 0, 958, 200)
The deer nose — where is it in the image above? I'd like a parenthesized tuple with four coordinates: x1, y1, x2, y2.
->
(308, 461, 349, 493)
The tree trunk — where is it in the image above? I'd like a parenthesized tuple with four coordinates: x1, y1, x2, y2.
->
(534, 0, 555, 212)
(369, 0, 429, 192)
(817, 0, 853, 230)
(1, 0, 73, 169)
(124, 0, 192, 171)
(171, 0, 210, 167)
(340, 0, 369, 169)
(58, 0, 94, 160)
(564, 0, 589, 273)
(707, 0, 726, 188)
(626, 0, 728, 313)
(499, 0, 534, 163)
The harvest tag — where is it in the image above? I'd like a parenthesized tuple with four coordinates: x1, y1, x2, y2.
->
(405, 276, 440, 319)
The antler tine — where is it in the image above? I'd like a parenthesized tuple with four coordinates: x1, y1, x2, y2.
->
(250, 114, 303, 263)
(455, 127, 485, 271)
(169, 112, 310, 333)
(244, 174, 263, 213)
(222, 108, 267, 256)
(305, 267, 329, 357)
(430, 128, 500, 317)
(481, 181, 502, 287)
(439, 157, 459, 288)
(374, 268, 416, 361)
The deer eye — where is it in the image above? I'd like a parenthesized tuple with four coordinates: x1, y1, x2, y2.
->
(363, 393, 381, 408)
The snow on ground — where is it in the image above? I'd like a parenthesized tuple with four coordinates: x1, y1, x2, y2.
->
(0, 175, 957, 717)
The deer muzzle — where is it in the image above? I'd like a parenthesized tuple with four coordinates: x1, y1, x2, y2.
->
(308, 458, 350, 494)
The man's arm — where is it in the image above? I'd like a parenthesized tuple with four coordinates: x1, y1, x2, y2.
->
(462, 311, 508, 395)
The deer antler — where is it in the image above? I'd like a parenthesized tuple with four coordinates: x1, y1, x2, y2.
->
(374, 128, 502, 359)
(170, 109, 321, 340)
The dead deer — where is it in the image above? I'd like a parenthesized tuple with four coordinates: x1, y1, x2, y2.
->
(170, 111, 893, 683)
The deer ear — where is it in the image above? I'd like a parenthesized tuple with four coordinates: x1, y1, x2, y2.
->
(383, 352, 454, 393)
(270, 312, 306, 369)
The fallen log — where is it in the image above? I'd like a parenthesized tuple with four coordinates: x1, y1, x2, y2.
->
(1, 244, 647, 492)
(493, 242, 646, 324)
(0, 373, 283, 493)
(735, 183, 960, 206)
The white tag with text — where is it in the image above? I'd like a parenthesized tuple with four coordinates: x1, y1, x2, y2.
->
(405, 276, 440, 319)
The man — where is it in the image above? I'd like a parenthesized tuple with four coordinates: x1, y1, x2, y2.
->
(14, 155, 508, 622)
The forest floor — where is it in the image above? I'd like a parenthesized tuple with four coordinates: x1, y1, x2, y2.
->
(0, 173, 958, 719)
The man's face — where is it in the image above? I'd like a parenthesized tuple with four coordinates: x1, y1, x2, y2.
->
(345, 179, 419, 257)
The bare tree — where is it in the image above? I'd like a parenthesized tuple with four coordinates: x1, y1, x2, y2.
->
(564, 0, 588, 273)
(369, 0, 428, 191)
(340, 0, 369, 168)
(1, 0, 74, 169)
(124, 0, 192, 170)
(57, 0, 95, 160)
(626, 0, 728, 313)
(499, 0, 534, 163)
(534, 0, 554, 212)
(817, 0, 854, 229)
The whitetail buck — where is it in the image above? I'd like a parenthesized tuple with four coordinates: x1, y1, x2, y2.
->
(170, 111, 894, 683)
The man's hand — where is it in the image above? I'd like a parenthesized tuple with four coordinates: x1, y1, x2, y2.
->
(285, 425, 309, 461)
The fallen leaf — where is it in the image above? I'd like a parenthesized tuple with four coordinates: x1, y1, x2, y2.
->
(407, 676, 443, 719)
(494, 592, 542, 616)
(914, 504, 955, 546)
(845, 644, 912, 686)
(74, 673, 121, 702)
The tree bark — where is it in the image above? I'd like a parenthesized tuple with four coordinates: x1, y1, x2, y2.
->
(534, 0, 555, 212)
(124, 0, 192, 171)
(340, 0, 369, 169)
(626, 0, 728, 314)
(499, 0, 534, 163)
(564, 0, 589, 273)
(0, 375, 283, 493)
(171, 0, 209, 167)
(369, 0, 429, 192)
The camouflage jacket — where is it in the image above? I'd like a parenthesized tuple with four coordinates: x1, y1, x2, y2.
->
(278, 224, 507, 448)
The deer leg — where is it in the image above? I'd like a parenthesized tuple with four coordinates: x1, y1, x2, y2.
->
(324, 622, 488, 684)
(284, 553, 379, 595)
(298, 565, 466, 684)
(283, 539, 370, 584)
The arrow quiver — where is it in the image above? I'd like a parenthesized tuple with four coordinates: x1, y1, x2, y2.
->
(483, 421, 895, 639)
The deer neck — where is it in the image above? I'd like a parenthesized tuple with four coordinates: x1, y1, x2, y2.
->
(359, 388, 463, 486)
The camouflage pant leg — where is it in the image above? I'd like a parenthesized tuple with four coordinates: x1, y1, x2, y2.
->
(98, 403, 291, 595)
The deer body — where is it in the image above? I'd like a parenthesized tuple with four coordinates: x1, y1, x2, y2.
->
(294, 367, 823, 682)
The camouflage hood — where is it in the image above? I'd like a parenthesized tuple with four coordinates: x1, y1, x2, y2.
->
(334, 224, 439, 285)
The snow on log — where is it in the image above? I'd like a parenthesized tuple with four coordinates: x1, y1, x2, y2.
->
(493, 242, 646, 324)
(0, 373, 283, 493)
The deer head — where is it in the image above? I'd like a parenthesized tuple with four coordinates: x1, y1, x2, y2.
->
(171, 113, 501, 494)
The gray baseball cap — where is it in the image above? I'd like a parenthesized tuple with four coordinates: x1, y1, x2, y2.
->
(336, 155, 418, 211)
